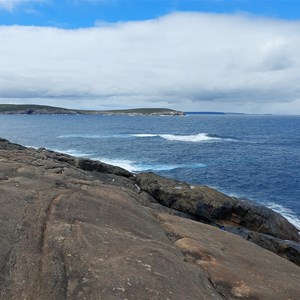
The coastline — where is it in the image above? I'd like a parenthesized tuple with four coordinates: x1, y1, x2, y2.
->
(0, 105, 185, 116)
(1, 113, 299, 230)
(1, 138, 300, 299)
(44, 146, 300, 231)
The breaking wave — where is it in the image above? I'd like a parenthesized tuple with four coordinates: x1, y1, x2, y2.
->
(95, 158, 206, 173)
(131, 133, 234, 142)
(266, 202, 300, 230)
(46, 148, 207, 173)
(50, 148, 92, 157)
(57, 132, 235, 143)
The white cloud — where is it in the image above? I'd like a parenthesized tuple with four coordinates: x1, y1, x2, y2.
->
(0, 0, 45, 11)
(1, 12, 300, 113)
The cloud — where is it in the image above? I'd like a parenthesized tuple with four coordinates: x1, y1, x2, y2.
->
(1, 12, 300, 113)
(0, 0, 45, 11)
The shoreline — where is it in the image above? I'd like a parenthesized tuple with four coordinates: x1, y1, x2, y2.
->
(1, 137, 300, 299)
(1, 138, 299, 251)
(3, 137, 300, 231)
(28, 144, 300, 231)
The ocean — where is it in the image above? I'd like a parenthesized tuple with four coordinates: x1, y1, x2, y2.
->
(0, 114, 299, 229)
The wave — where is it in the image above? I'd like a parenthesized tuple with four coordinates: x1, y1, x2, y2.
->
(131, 134, 158, 138)
(95, 158, 139, 172)
(131, 133, 234, 142)
(265, 202, 300, 230)
(44, 147, 207, 172)
(95, 157, 206, 173)
(161, 133, 220, 142)
(50, 148, 92, 157)
(57, 132, 235, 143)
(134, 162, 207, 172)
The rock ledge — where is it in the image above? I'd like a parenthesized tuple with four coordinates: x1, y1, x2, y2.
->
(0, 138, 299, 300)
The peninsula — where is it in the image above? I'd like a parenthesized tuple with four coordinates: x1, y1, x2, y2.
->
(0, 104, 184, 116)
(0, 138, 300, 299)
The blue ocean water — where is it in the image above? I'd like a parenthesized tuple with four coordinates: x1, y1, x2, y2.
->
(0, 114, 299, 228)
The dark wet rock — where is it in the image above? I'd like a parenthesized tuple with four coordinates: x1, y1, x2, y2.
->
(230, 199, 300, 241)
(0, 138, 26, 150)
(225, 226, 300, 266)
(135, 172, 235, 221)
(34, 148, 133, 179)
(74, 157, 133, 178)
(136, 172, 300, 242)
(1, 138, 300, 299)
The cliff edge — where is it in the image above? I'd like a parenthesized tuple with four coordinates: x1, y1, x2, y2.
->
(0, 138, 299, 299)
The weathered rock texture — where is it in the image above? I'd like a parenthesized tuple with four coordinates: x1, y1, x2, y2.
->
(136, 172, 300, 265)
(0, 138, 300, 300)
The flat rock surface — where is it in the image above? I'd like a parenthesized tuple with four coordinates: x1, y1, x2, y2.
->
(1, 139, 300, 299)
(158, 213, 300, 299)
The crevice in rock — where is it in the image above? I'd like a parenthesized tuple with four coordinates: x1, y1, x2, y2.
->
(207, 278, 228, 300)
(38, 193, 66, 278)
(61, 240, 69, 299)
(0, 248, 15, 300)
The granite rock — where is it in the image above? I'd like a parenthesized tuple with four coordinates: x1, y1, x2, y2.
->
(1, 138, 300, 299)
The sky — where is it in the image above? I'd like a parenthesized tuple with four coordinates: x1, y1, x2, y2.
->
(1, 0, 300, 114)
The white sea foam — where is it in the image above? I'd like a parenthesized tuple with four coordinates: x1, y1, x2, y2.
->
(131, 133, 232, 142)
(131, 134, 158, 138)
(266, 202, 300, 230)
(134, 164, 177, 172)
(160, 133, 220, 142)
(57, 132, 234, 142)
(45, 146, 207, 172)
(96, 158, 139, 172)
(94, 158, 206, 173)
(25, 145, 38, 149)
(51, 148, 92, 157)
(133, 163, 206, 172)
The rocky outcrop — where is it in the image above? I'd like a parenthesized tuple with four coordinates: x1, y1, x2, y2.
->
(136, 172, 300, 265)
(35, 148, 133, 178)
(0, 138, 300, 299)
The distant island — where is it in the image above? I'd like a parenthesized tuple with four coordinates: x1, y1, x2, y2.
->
(0, 104, 184, 116)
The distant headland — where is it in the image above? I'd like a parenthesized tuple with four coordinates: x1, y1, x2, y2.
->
(0, 104, 184, 116)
